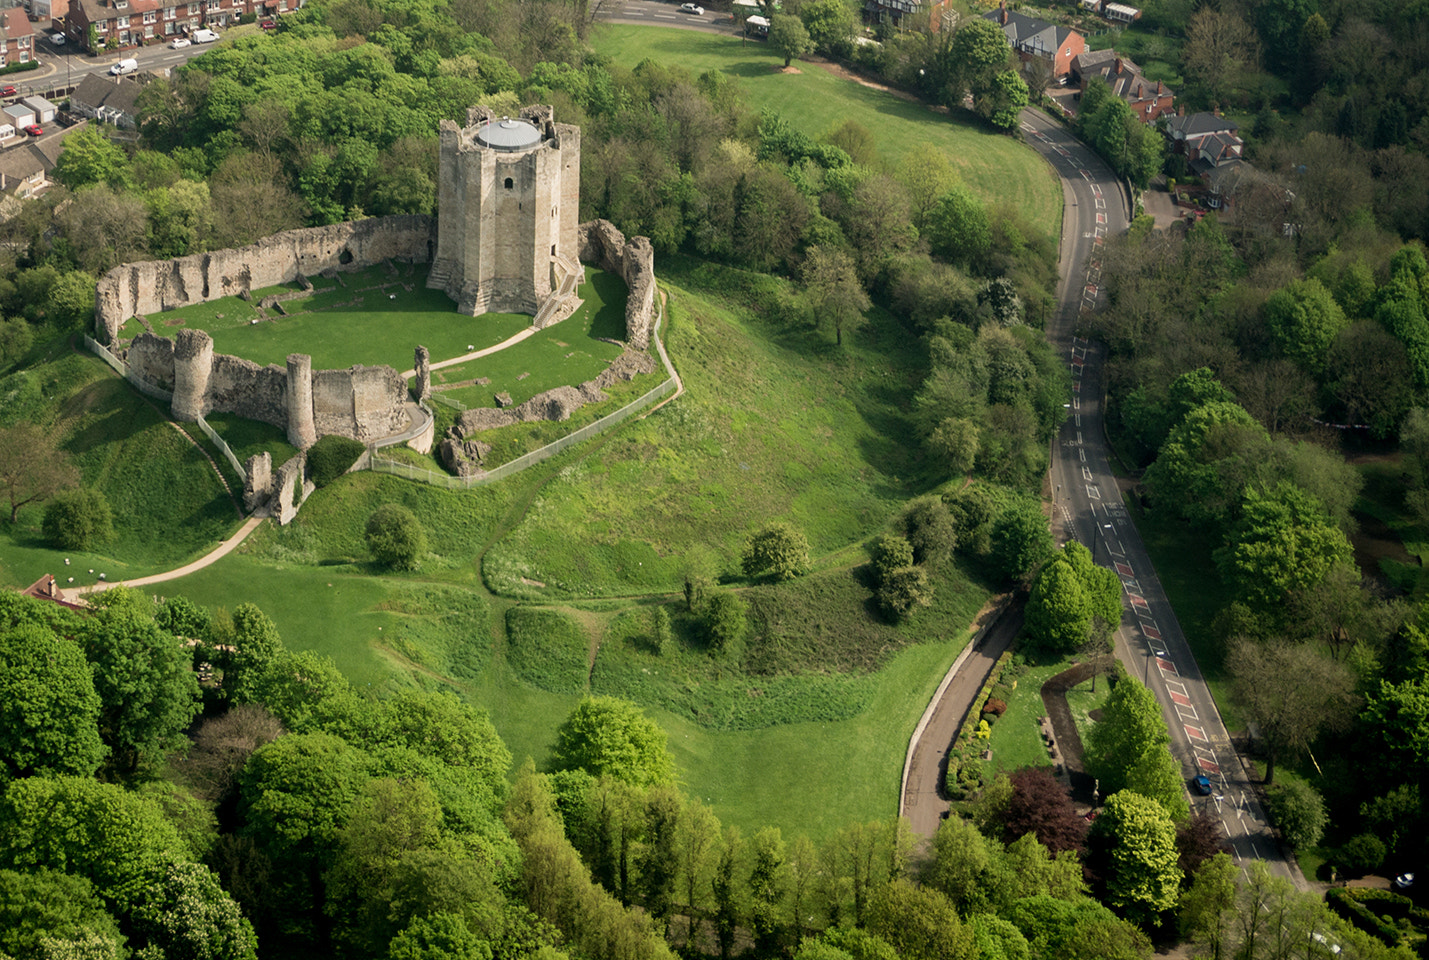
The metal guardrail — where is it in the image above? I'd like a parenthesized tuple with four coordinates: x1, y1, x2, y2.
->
(370, 292, 676, 489)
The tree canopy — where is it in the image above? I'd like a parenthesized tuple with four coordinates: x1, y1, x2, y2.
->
(551, 697, 676, 788)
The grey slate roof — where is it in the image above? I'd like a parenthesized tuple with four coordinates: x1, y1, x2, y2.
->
(982, 8, 1077, 57)
(71, 73, 143, 118)
(1164, 111, 1238, 141)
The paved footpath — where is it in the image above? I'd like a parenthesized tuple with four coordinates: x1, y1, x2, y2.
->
(68, 515, 265, 600)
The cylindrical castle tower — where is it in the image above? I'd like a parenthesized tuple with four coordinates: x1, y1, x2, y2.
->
(286, 353, 317, 449)
(171, 329, 213, 421)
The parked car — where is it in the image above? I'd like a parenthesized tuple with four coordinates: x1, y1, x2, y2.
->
(49, 32, 66, 44)
(168, 36, 190, 48)
(0, 85, 16, 97)
(23, 124, 42, 137)
(1395, 873, 1416, 891)
(259, 18, 277, 29)
(110, 58, 138, 75)
(191, 28, 220, 42)
(678, 3, 704, 13)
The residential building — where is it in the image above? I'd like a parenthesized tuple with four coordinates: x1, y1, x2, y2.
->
(70, 71, 142, 127)
(0, 126, 77, 202)
(864, 0, 920, 30)
(66, 0, 299, 49)
(0, 8, 34, 67)
(1164, 110, 1244, 174)
(1079, 0, 1140, 22)
(1074, 52, 1174, 123)
(983, 2, 1086, 81)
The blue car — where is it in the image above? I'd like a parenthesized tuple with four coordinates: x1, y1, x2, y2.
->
(1193, 775, 1213, 796)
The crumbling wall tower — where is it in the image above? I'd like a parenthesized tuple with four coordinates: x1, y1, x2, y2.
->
(428, 104, 581, 317)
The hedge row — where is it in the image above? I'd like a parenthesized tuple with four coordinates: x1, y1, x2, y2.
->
(945, 649, 1017, 798)
(1324, 888, 1423, 947)
(0, 60, 41, 77)
(957, 649, 1016, 748)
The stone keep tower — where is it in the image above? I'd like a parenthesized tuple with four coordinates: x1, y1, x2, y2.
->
(428, 104, 581, 317)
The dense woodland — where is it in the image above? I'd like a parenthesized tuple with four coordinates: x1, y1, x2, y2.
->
(2, 0, 1429, 956)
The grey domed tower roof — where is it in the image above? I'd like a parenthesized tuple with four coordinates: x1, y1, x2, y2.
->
(476, 117, 542, 152)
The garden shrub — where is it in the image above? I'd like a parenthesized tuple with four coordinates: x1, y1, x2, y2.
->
(1325, 888, 1402, 946)
(982, 698, 1008, 718)
(43, 488, 113, 551)
(306, 434, 366, 488)
(365, 503, 426, 571)
(1336, 833, 1387, 876)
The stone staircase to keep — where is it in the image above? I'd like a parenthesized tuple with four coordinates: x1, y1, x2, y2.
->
(532, 256, 584, 330)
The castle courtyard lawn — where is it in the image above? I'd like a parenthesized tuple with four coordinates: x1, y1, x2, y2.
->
(590, 26, 1063, 245)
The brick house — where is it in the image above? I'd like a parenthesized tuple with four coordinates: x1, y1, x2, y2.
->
(983, 1, 1086, 82)
(0, 9, 35, 69)
(66, 0, 299, 50)
(1074, 52, 1174, 123)
(1164, 111, 1244, 174)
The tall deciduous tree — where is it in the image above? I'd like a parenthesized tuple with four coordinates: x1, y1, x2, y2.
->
(1084, 677, 1170, 799)
(1214, 484, 1353, 612)
(802, 245, 870, 347)
(866, 879, 975, 960)
(1088, 791, 1182, 926)
(79, 590, 202, 779)
(769, 15, 813, 68)
(0, 624, 106, 783)
(742, 522, 811, 581)
(0, 423, 81, 523)
(1001, 767, 1088, 854)
(1225, 637, 1354, 786)
(1178, 853, 1238, 960)
(552, 697, 675, 788)
(1263, 278, 1347, 374)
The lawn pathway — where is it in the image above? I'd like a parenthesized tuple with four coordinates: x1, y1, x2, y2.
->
(69, 515, 265, 600)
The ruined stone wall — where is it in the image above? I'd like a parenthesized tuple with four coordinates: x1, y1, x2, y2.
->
(578, 219, 657, 350)
(127, 333, 175, 390)
(312, 365, 408, 442)
(94, 216, 436, 344)
(207, 354, 289, 429)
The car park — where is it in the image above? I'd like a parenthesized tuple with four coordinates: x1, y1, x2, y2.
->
(678, 3, 703, 13)
(23, 124, 42, 137)
(168, 36, 191, 48)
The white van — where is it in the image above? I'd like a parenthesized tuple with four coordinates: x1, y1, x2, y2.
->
(110, 58, 138, 75)
(191, 28, 220, 43)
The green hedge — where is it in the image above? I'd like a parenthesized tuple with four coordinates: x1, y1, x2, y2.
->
(1324, 888, 1410, 947)
(945, 647, 1016, 797)
(0, 60, 40, 77)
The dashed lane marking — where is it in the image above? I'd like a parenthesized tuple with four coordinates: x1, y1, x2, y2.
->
(1086, 484, 1101, 499)
(1170, 691, 1193, 707)
(1091, 184, 1102, 197)
(1185, 723, 1208, 742)
(1073, 380, 1082, 392)
(1081, 466, 1093, 481)
(1164, 678, 1188, 697)
(1095, 197, 1105, 209)
(1129, 593, 1149, 609)
(1177, 703, 1200, 721)
(1158, 657, 1179, 675)
(1080, 169, 1093, 181)
(1078, 448, 1086, 462)
(1121, 576, 1139, 590)
(1197, 756, 1222, 775)
(1076, 431, 1083, 443)
(1143, 624, 1162, 641)
(1096, 212, 1107, 224)
(1074, 414, 1081, 427)
(1114, 562, 1134, 577)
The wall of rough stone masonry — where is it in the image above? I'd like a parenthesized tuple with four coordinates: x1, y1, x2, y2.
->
(126, 333, 176, 390)
(577, 219, 657, 350)
(207, 354, 290, 429)
(311, 365, 409, 442)
(94, 215, 436, 344)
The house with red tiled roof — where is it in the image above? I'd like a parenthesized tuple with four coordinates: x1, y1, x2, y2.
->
(1074, 52, 1175, 123)
(0, 9, 35, 69)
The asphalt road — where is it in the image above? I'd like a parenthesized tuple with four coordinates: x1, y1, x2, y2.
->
(1020, 109, 1302, 885)
(10, 32, 228, 101)
(596, 0, 751, 35)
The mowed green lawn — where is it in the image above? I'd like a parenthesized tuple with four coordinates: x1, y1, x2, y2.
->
(136, 263, 530, 372)
(590, 25, 1063, 243)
